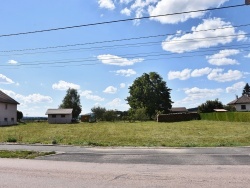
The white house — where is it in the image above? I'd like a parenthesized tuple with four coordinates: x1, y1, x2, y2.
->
(0, 90, 19, 126)
(227, 95, 250, 111)
(45, 109, 73, 124)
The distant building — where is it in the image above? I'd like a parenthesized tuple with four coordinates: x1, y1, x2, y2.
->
(0, 90, 19, 126)
(45, 109, 73, 124)
(227, 95, 250, 111)
(170, 107, 188, 114)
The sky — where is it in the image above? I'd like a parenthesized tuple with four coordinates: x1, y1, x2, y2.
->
(0, 0, 250, 117)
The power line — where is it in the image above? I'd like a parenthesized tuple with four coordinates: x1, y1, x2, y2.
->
(0, 4, 246, 38)
(1, 22, 250, 53)
(1, 32, 249, 57)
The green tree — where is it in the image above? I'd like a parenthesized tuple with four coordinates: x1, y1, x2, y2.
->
(91, 106, 106, 121)
(242, 83, 250, 96)
(59, 88, 82, 119)
(17, 110, 23, 121)
(103, 110, 116, 122)
(198, 99, 224, 113)
(126, 72, 172, 119)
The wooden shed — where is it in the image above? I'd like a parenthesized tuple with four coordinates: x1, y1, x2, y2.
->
(45, 109, 73, 124)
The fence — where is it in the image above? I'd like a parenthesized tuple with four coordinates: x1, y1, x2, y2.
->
(157, 113, 200, 122)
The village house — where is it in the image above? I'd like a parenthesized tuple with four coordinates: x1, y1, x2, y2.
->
(45, 109, 73, 124)
(227, 95, 250, 111)
(0, 90, 19, 126)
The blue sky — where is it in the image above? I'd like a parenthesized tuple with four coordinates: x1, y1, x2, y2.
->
(0, 0, 250, 116)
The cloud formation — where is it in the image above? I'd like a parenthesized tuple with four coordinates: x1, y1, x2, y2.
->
(0, 74, 14, 84)
(80, 90, 105, 101)
(206, 49, 240, 66)
(52, 80, 80, 90)
(207, 69, 243, 82)
(98, 0, 115, 10)
(113, 69, 136, 77)
(103, 86, 117, 94)
(97, 54, 143, 66)
(162, 18, 246, 53)
(226, 81, 246, 93)
(7, 60, 18, 64)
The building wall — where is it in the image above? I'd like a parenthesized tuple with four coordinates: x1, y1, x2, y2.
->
(48, 114, 72, 124)
(235, 104, 250, 111)
(0, 103, 17, 126)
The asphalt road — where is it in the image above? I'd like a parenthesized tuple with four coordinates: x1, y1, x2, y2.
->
(0, 144, 250, 187)
(0, 144, 250, 165)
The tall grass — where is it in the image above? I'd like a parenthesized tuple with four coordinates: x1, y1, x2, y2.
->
(0, 121, 249, 147)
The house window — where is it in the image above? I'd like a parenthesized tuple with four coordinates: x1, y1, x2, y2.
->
(241, 105, 246, 110)
(5, 104, 7, 110)
(11, 118, 14, 122)
(52, 114, 56, 118)
(61, 114, 65, 118)
(4, 118, 8, 122)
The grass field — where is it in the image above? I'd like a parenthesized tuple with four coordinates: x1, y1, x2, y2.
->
(0, 120, 250, 147)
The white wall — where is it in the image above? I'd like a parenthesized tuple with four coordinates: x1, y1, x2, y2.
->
(235, 104, 250, 111)
(0, 103, 17, 126)
(48, 114, 72, 124)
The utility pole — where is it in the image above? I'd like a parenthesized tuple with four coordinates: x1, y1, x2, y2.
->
(246, 0, 250, 5)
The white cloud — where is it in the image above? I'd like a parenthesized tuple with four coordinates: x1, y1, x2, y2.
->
(98, 0, 115, 10)
(107, 98, 129, 109)
(7, 60, 18, 64)
(52, 80, 80, 90)
(0, 74, 14, 84)
(80, 90, 104, 101)
(97, 54, 144, 66)
(103, 86, 117, 94)
(114, 69, 136, 77)
(226, 81, 246, 93)
(245, 53, 250, 58)
(148, 0, 229, 24)
(206, 49, 240, 66)
(168, 69, 191, 80)
(1, 89, 53, 104)
(191, 67, 212, 77)
(162, 18, 247, 53)
(120, 0, 133, 4)
(120, 83, 126, 88)
(207, 69, 243, 82)
(178, 87, 223, 104)
(121, 7, 131, 16)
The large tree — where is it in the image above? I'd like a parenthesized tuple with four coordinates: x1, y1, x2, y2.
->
(198, 99, 224, 113)
(126, 72, 172, 118)
(242, 83, 250, 96)
(59, 88, 82, 119)
(91, 106, 106, 121)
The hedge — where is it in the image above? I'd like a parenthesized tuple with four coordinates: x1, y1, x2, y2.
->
(200, 112, 250, 122)
(157, 113, 200, 122)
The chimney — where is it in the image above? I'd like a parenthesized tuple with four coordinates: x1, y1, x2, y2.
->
(236, 95, 238, 99)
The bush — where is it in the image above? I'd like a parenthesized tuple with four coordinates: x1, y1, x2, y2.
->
(200, 112, 250, 122)
(6, 137, 17, 142)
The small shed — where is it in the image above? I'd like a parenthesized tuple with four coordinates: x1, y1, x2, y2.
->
(81, 113, 96, 123)
(45, 109, 73, 124)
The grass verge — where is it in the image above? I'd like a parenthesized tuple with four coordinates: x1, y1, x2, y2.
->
(0, 150, 56, 159)
(0, 120, 249, 147)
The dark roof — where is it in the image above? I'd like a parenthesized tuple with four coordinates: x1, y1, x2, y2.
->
(45, 109, 73, 115)
(228, 95, 250, 105)
(170, 107, 187, 112)
(0, 90, 19, 104)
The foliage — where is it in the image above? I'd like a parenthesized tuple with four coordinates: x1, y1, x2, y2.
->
(133, 108, 149, 121)
(103, 110, 117, 121)
(242, 83, 250, 96)
(17, 110, 23, 121)
(198, 99, 224, 113)
(126, 72, 172, 119)
(224, 105, 236, 112)
(91, 106, 106, 121)
(200, 112, 250, 122)
(59, 88, 82, 119)
(0, 121, 250, 147)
